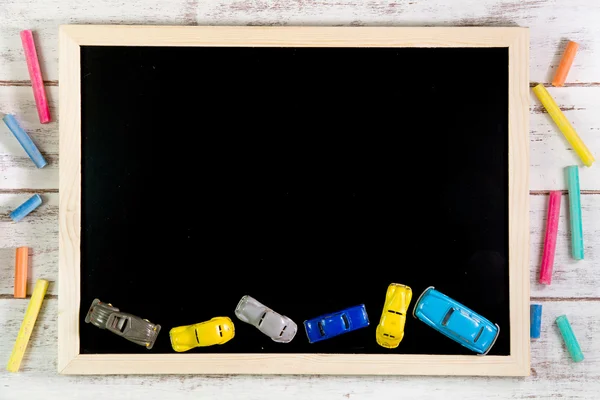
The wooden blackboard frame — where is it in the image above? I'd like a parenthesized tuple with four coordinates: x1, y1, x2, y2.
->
(58, 25, 530, 376)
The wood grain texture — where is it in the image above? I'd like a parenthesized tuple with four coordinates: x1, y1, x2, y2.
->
(1, 0, 600, 83)
(57, 25, 81, 373)
(4, 87, 600, 191)
(61, 354, 522, 376)
(61, 25, 527, 47)
(0, 299, 597, 398)
(507, 26, 530, 375)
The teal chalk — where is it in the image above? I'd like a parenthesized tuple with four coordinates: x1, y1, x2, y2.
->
(9, 194, 42, 222)
(566, 166, 584, 260)
(556, 315, 584, 362)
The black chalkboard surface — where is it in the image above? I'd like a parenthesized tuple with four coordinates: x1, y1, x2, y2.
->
(79, 46, 509, 356)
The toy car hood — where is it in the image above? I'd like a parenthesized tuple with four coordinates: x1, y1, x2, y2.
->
(106, 312, 161, 349)
(260, 312, 297, 343)
(235, 295, 265, 324)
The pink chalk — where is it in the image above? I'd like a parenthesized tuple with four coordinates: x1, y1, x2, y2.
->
(539, 191, 561, 285)
(20, 30, 51, 124)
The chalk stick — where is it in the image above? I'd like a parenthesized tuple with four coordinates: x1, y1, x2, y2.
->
(6, 279, 49, 372)
(532, 84, 594, 167)
(556, 315, 584, 362)
(553, 41, 579, 87)
(3, 114, 47, 168)
(9, 194, 42, 222)
(14, 247, 28, 298)
(530, 304, 542, 339)
(539, 191, 561, 284)
(566, 166, 584, 260)
(20, 30, 51, 124)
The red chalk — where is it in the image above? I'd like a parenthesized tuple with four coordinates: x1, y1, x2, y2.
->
(20, 30, 51, 124)
(539, 191, 561, 285)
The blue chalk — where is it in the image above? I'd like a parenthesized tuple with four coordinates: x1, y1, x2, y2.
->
(10, 194, 43, 222)
(566, 166, 584, 260)
(530, 304, 542, 339)
(3, 114, 47, 168)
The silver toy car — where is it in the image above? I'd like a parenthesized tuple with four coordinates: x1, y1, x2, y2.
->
(235, 295, 297, 343)
(85, 298, 161, 349)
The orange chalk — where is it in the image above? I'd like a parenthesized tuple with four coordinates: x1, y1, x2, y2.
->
(552, 41, 579, 87)
(14, 247, 28, 298)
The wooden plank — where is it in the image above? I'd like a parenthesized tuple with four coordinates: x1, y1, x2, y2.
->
(2, 376, 594, 400)
(58, 25, 81, 373)
(0, 86, 58, 189)
(62, 25, 527, 47)
(507, 26, 530, 375)
(0, 298, 597, 397)
(1, 192, 599, 298)
(2, 86, 600, 190)
(0, 0, 599, 83)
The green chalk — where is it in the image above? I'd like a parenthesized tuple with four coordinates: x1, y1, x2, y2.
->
(556, 315, 584, 362)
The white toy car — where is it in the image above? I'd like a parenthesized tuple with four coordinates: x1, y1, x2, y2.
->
(235, 295, 297, 343)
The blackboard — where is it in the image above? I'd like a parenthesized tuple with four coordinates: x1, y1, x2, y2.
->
(58, 25, 529, 376)
(79, 45, 509, 355)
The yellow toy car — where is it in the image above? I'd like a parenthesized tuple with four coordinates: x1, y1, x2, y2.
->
(376, 283, 412, 349)
(169, 316, 234, 352)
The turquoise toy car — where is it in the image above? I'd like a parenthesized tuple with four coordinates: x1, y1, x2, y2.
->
(412, 287, 500, 355)
(304, 304, 369, 343)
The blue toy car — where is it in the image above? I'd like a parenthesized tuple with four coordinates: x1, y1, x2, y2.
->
(304, 304, 370, 343)
(412, 286, 500, 355)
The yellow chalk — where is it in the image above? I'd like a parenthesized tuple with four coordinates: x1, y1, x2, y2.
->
(533, 84, 595, 167)
(7, 279, 49, 372)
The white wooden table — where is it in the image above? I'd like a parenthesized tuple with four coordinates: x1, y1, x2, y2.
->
(1, 1, 599, 398)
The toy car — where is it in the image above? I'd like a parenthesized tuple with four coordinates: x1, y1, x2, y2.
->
(376, 283, 412, 349)
(84, 298, 161, 349)
(304, 304, 369, 343)
(412, 286, 500, 355)
(235, 295, 297, 343)
(169, 316, 235, 352)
